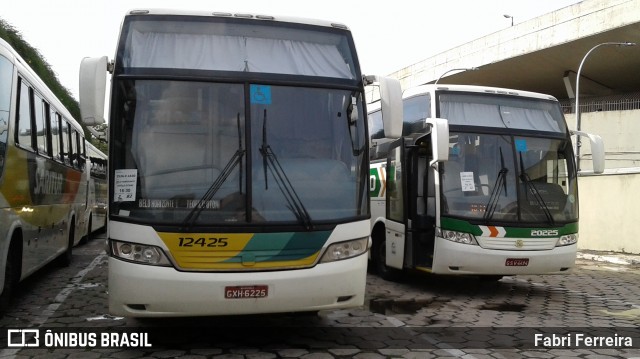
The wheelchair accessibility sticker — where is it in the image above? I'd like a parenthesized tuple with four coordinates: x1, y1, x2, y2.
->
(250, 85, 272, 105)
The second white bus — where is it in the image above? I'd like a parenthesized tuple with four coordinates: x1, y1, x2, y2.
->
(368, 84, 604, 280)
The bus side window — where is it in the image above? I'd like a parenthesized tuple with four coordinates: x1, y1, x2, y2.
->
(50, 111, 62, 162)
(60, 119, 70, 165)
(16, 78, 34, 151)
(33, 93, 49, 156)
(79, 136, 86, 169)
(69, 129, 78, 168)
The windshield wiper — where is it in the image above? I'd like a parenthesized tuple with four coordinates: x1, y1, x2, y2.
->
(519, 152, 554, 225)
(484, 147, 508, 221)
(181, 113, 245, 230)
(259, 109, 312, 229)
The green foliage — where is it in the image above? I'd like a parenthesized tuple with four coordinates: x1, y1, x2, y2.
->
(0, 18, 103, 148)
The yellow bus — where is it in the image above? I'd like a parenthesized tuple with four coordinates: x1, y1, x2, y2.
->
(0, 37, 100, 312)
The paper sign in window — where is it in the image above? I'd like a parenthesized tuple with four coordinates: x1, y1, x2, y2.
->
(114, 169, 137, 202)
(460, 172, 476, 192)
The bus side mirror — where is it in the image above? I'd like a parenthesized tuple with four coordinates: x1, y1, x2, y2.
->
(572, 130, 605, 174)
(79, 56, 108, 126)
(426, 118, 449, 166)
(365, 75, 402, 139)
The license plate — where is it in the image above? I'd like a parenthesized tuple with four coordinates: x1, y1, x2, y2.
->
(505, 258, 529, 266)
(225, 285, 268, 299)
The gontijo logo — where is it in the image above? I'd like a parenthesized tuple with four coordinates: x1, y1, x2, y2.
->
(369, 165, 386, 198)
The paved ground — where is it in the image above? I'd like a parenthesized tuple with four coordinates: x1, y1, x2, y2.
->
(1, 232, 639, 358)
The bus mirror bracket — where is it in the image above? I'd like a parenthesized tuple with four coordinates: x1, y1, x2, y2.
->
(571, 130, 605, 174)
(365, 75, 402, 139)
(426, 118, 449, 167)
(79, 56, 108, 126)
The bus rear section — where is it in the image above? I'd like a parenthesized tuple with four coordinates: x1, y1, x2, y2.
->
(79, 9, 401, 317)
(368, 84, 604, 279)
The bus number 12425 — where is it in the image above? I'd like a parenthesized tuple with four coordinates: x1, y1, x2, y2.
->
(178, 237, 229, 248)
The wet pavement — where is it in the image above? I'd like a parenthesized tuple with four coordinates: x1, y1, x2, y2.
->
(0, 232, 639, 358)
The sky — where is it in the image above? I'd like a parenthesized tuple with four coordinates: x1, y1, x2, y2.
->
(2, 0, 582, 100)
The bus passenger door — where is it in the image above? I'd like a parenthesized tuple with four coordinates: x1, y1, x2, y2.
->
(385, 140, 406, 270)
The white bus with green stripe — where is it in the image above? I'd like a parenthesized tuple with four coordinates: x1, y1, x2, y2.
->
(79, 9, 401, 317)
(368, 84, 604, 280)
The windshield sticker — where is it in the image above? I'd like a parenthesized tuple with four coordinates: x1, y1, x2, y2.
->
(138, 199, 220, 209)
(460, 171, 476, 192)
(515, 139, 528, 152)
(250, 84, 272, 105)
(114, 169, 137, 202)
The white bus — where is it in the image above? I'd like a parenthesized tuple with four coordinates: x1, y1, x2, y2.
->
(0, 38, 96, 312)
(86, 141, 108, 236)
(368, 84, 604, 281)
(79, 9, 401, 317)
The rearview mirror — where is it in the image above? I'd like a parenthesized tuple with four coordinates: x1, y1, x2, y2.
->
(79, 56, 108, 126)
(426, 118, 449, 166)
(572, 130, 605, 174)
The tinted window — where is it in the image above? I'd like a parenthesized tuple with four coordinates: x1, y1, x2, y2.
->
(16, 79, 33, 151)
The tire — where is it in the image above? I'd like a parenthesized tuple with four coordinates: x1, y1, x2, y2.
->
(373, 235, 402, 282)
(80, 215, 92, 245)
(58, 222, 74, 267)
(0, 241, 20, 314)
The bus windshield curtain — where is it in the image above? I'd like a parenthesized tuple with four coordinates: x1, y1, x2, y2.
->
(440, 96, 564, 133)
(125, 30, 355, 79)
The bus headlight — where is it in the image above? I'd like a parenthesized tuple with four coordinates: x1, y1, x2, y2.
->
(438, 229, 478, 245)
(110, 240, 171, 266)
(320, 238, 369, 263)
(556, 233, 578, 247)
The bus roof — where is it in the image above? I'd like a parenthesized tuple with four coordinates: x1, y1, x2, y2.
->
(125, 9, 351, 31)
(0, 37, 83, 133)
(403, 84, 559, 102)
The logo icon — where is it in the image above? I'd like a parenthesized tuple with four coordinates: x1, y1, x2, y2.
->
(7, 329, 40, 347)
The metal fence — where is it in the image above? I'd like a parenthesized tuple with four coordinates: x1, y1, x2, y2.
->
(560, 92, 640, 114)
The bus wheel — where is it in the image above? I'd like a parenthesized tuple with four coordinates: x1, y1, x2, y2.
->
(373, 237, 402, 282)
(0, 239, 21, 314)
(80, 215, 92, 245)
(58, 222, 74, 267)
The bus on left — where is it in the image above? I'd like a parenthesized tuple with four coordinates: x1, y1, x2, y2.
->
(0, 37, 105, 312)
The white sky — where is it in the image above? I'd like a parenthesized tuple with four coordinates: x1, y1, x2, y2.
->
(3, 0, 581, 99)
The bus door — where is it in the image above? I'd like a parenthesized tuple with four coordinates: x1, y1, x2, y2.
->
(407, 138, 437, 269)
(384, 138, 406, 270)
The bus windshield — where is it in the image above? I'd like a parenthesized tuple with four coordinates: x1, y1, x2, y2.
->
(120, 17, 357, 79)
(441, 132, 577, 224)
(112, 79, 367, 226)
(0, 55, 12, 176)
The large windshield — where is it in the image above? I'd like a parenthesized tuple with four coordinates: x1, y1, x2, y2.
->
(441, 132, 577, 224)
(0, 55, 12, 177)
(119, 17, 357, 80)
(111, 79, 368, 226)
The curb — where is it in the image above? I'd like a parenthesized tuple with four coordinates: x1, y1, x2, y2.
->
(577, 251, 640, 266)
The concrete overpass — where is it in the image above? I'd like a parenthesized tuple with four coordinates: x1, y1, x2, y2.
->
(390, 0, 640, 101)
(386, 0, 640, 254)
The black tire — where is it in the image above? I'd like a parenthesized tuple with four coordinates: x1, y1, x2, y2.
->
(80, 215, 92, 245)
(58, 222, 74, 267)
(0, 240, 20, 314)
(373, 235, 402, 282)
